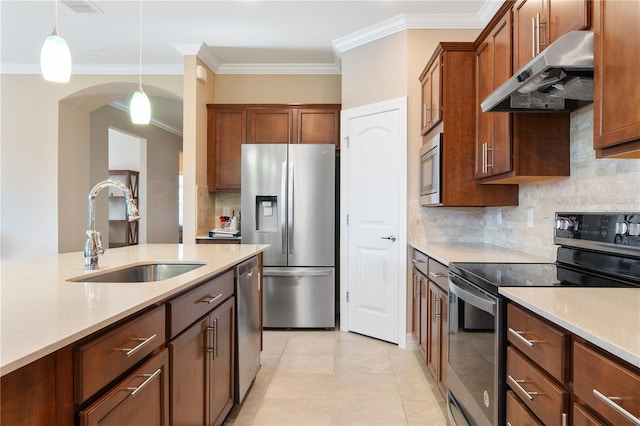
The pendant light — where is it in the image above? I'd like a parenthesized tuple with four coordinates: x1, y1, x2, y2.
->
(130, 1, 151, 124)
(40, 0, 72, 83)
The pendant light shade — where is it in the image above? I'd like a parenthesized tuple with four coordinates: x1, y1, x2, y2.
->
(130, 88, 151, 124)
(41, 1, 71, 83)
(130, 1, 150, 124)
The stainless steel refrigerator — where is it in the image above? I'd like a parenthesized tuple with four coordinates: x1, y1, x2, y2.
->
(241, 144, 335, 328)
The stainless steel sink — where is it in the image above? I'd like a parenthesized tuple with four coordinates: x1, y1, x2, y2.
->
(68, 262, 206, 283)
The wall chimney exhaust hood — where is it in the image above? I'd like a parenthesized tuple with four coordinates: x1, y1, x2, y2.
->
(481, 31, 594, 113)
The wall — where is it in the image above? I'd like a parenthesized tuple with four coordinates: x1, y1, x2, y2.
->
(0, 74, 182, 260)
(194, 73, 342, 236)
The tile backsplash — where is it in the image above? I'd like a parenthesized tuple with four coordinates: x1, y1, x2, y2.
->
(411, 105, 640, 261)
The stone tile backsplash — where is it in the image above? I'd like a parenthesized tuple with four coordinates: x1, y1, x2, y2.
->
(411, 105, 640, 261)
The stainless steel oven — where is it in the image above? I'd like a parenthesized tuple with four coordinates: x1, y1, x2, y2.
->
(419, 132, 442, 206)
(447, 270, 505, 426)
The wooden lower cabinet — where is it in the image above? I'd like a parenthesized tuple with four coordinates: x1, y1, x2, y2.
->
(573, 403, 607, 426)
(79, 349, 170, 426)
(506, 390, 543, 426)
(170, 297, 235, 426)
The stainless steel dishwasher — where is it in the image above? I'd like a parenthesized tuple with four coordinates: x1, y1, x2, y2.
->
(235, 256, 261, 403)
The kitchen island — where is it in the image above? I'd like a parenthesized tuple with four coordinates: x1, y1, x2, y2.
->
(0, 243, 267, 376)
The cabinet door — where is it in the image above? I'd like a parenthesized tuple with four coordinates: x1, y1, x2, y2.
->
(79, 349, 169, 426)
(427, 280, 440, 380)
(296, 108, 340, 147)
(208, 107, 245, 192)
(476, 40, 493, 179)
(593, 0, 640, 157)
(513, 0, 546, 71)
(170, 318, 207, 425)
(491, 12, 514, 177)
(411, 271, 420, 346)
(548, 0, 590, 43)
(247, 108, 293, 144)
(208, 297, 235, 426)
(430, 59, 441, 129)
(419, 276, 428, 361)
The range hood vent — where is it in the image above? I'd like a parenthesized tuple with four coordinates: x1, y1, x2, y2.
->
(481, 31, 594, 113)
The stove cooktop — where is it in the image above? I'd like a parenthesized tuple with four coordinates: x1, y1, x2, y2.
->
(449, 262, 639, 297)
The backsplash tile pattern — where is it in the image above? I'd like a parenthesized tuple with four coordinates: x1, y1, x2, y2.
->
(412, 105, 640, 261)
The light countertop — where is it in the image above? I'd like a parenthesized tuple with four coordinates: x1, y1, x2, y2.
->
(410, 242, 550, 266)
(0, 243, 267, 377)
(500, 287, 640, 367)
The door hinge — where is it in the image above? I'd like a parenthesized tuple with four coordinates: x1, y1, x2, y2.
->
(346, 291, 349, 302)
(346, 214, 349, 225)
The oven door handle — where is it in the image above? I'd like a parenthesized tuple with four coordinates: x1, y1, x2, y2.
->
(447, 391, 471, 426)
(448, 277, 496, 315)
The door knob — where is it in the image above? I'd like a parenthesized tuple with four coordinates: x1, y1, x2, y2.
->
(381, 235, 397, 242)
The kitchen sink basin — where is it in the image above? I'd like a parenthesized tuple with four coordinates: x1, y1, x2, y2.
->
(68, 262, 206, 283)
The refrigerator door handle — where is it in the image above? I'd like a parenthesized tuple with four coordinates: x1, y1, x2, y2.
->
(288, 161, 294, 254)
(280, 161, 287, 254)
(263, 268, 334, 277)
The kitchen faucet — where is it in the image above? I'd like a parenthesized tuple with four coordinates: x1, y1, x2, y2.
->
(84, 179, 140, 270)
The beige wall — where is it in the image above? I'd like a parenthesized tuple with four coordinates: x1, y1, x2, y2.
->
(1, 74, 182, 260)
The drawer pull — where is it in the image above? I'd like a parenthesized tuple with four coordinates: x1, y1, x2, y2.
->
(199, 293, 223, 304)
(411, 259, 426, 265)
(508, 374, 542, 401)
(117, 334, 157, 357)
(123, 368, 162, 397)
(508, 328, 539, 348)
(429, 271, 447, 280)
(593, 389, 640, 425)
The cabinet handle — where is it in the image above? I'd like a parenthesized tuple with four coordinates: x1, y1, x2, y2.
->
(117, 334, 157, 357)
(423, 102, 427, 127)
(123, 368, 162, 397)
(258, 271, 261, 292)
(536, 13, 541, 54)
(562, 412, 568, 426)
(482, 142, 487, 174)
(429, 271, 447, 280)
(507, 374, 542, 401)
(508, 328, 539, 348)
(214, 318, 220, 359)
(531, 17, 536, 58)
(434, 297, 441, 318)
(199, 293, 223, 304)
(205, 325, 215, 353)
(593, 389, 640, 425)
(411, 259, 426, 265)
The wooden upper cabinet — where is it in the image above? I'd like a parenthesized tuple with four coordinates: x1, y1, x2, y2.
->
(420, 57, 442, 135)
(476, 12, 513, 179)
(296, 108, 340, 147)
(513, 0, 590, 71)
(207, 106, 245, 192)
(475, 4, 570, 184)
(593, 0, 640, 158)
(247, 108, 294, 144)
(513, 0, 547, 71)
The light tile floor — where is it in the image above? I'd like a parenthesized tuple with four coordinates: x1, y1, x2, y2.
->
(224, 329, 448, 426)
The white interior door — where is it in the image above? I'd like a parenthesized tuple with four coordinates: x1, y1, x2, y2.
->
(340, 98, 407, 346)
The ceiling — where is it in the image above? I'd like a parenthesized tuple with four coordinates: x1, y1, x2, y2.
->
(1, 0, 502, 134)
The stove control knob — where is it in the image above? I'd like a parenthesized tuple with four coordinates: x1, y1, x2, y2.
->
(616, 222, 629, 235)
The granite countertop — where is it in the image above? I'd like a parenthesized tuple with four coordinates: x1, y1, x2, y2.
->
(0, 243, 267, 377)
(500, 287, 640, 368)
(409, 241, 551, 265)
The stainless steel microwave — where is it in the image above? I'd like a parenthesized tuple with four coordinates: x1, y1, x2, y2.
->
(420, 133, 442, 206)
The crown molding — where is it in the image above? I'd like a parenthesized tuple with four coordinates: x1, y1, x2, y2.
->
(333, 12, 485, 54)
(214, 62, 341, 75)
(477, 0, 506, 24)
(110, 101, 183, 137)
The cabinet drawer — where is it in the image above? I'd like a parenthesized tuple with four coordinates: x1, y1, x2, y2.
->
(506, 346, 569, 426)
(507, 303, 570, 383)
(427, 258, 448, 290)
(574, 341, 640, 426)
(79, 348, 169, 426)
(411, 249, 428, 277)
(75, 305, 165, 404)
(506, 390, 543, 426)
(573, 403, 607, 426)
(168, 269, 234, 338)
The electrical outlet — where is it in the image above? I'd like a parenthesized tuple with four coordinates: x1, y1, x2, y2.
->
(527, 207, 534, 228)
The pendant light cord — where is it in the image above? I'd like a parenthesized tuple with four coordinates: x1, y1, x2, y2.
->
(54, 0, 60, 35)
(138, 1, 143, 90)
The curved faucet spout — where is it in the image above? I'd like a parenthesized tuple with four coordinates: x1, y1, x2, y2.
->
(85, 179, 140, 270)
